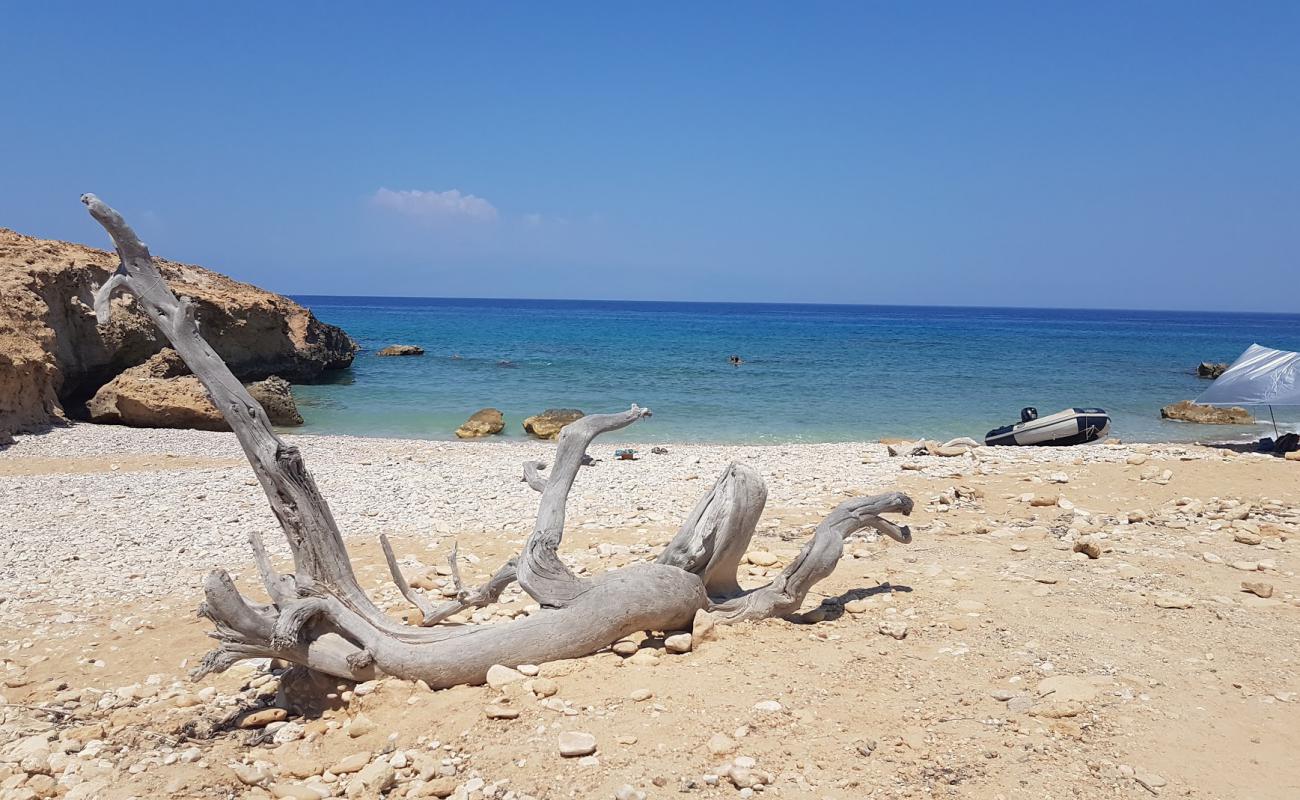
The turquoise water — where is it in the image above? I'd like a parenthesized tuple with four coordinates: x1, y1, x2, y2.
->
(289, 297, 1300, 444)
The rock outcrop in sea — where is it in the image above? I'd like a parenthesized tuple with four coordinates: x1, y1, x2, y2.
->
(523, 408, 584, 439)
(377, 344, 425, 356)
(455, 408, 505, 439)
(1197, 361, 1230, 378)
(1160, 399, 1253, 424)
(0, 227, 355, 439)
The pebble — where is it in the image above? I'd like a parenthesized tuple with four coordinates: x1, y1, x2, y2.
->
(238, 707, 288, 729)
(530, 678, 559, 697)
(878, 620, 908, 639)
(1241, 581, 1274, 598)
(746, 551, 779, 567)
(615, 785, 647, 800)
(345, 714, 375, 738)
(844, 598, 870, 613)
(664, 632, 693, 653)
(628, 688, 653, 701)
(1154, 594, 1194, 609)
(1233, 531, 1263, 545)
(1073, 537, 1102, 559)
(269, 784, 326, 800)
(558, 731, 597, 757)
(330, 752, 371, 774)
(752, 700, 783, 713)
(611, 640, 639, 657)
(485, 664, 526, 688)
(485, 704, 520, 719)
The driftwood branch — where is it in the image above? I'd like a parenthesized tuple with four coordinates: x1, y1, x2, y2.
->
(79, 194, 914, 689)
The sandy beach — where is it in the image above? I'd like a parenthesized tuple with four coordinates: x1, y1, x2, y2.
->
(2, 424, 1297, 799)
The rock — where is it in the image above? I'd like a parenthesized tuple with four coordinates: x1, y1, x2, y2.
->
(1135, 772, 1168, 792)
(330, 752, 371, 774)
(1029, 700, 1083, 718)
(522, 408, 585, 439)
(530, 678, 559, 697)
(269, 784, 327, 800)
(1029, 493, 1060, 507)
(87, 351, 304, 430)
(1073, 537, 1102, 559)
(628, 688, 653, 701)
(353, 760, 396, 794)
(0, 226, 355, 439)
(692, 608, 718, 643)
(1197, 361, 1229, 378)
(615, 785, 647, 800)
(752, 700, 783, 713)
(664, 632, 693, 654)
(345, 714, 375, 738)
(238, 707, 289, 729)
(1154, 593, 1194, 609)
(247, 376, 304, 426)
(485, 704, 520, 719)
(843, 599, 870, 613)
(1286, 451, 1300, 462)
(706, 733, 737, 755)
(611, 640, 639, 657)
(486, 664, 526, 688)
(1126, 454, 1148, 465)
(419, 778, 458, 799)
(1241, 581, 1274, 598)
(1160, 400, 1253, 424)
(231, 763, 275, 787)
(746, 551, 779, 567)
(878, 620, 909, 639)
(558, 731, 597, 757)
(1233, 531, 1263, 545)
(455, 408, 505, 439)
(376, 344, 424, 356)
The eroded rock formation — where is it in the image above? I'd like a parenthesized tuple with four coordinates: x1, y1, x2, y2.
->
(455, 408, 505, 439)
(0, 227, 354, 438)
(1160, 399, 1253, 424)
(523, 408, 585, 439)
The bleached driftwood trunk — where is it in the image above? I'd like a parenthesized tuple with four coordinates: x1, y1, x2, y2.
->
(80, 194, 914, 689)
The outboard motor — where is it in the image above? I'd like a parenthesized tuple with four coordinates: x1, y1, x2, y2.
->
(1020, 407, 1038, 423)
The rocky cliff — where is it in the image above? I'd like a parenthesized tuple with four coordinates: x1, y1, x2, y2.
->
(0, 227, 356, 439)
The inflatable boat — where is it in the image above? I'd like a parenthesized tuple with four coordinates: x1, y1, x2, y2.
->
(984, 407, 1110, 447)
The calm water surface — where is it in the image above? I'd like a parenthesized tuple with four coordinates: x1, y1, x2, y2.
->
(289, 297, 1300, 444)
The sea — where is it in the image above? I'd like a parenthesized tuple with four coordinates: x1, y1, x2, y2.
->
(288, 297, 1300, 444)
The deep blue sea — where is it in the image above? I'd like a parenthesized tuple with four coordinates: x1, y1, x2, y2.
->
(289, 297, 1300, 444)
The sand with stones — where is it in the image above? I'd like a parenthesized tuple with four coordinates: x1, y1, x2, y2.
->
(1, 424, 1298, 800)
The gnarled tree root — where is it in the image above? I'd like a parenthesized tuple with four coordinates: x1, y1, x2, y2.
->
(80, 194, 913, 689)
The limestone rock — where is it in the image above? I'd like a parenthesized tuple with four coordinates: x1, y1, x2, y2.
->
(455, 408, 505, 439)
(376, 344, 424, 356)
(1241, 581, 1274, 598)
(664, 632, 693, 654)
(1160, 400, 1253, 424)
(0, 226, 354, 438)
(247, 375, 304, 426)
(522, 408, 585, 439)
(558, 731, 597, 757)
(86, 350, 304, 430)
(1197, 361, 1229, 378)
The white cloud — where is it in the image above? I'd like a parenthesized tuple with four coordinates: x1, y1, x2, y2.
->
(370, 187, 498, 222)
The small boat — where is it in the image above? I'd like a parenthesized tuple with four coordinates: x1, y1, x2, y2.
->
(984, 407, 1110, 447)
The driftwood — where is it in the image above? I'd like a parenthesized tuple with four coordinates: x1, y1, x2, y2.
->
(80, 194, 914, 688)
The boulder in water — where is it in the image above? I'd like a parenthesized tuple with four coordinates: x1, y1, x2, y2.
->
(455, 408, 505, 439)
(377, 344, 425, 357)
(247, 375, 304, 426)
(523, 408, 584, 439)
(1197, 362, 1230, 378)
(1160, 399, 1253, 424)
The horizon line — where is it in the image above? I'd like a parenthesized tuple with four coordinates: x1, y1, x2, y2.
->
(286, 292, 1300, 319)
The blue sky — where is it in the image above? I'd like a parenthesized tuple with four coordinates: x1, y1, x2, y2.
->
(3, 3, 1297, 311)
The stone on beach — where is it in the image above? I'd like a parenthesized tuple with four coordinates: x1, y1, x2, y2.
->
(558, 731, 597, 757)
(1160, 400, 1253, 424)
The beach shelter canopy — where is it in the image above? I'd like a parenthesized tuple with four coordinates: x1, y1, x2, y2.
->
(1196, 343, 1300, 407)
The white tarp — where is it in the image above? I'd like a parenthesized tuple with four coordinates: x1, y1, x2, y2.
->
(1196, 343, 1300, 407)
